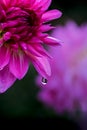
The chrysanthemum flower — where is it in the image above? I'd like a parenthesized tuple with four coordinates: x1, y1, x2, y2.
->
(36, 21, 87, 114)
(0, 0, 62, 93)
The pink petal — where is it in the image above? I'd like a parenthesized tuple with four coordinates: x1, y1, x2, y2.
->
(21, 42, 41, 57)
(42, 9, 62, 22)
(10, 0, 20, 6)
(0, 65, 16, 93)
(32, 56, 51, 78)
(39, 24, 54, 32)
(29, 43, 52, 59)
(0, 6, 6, 20)
(27, 44, 42, 57)
(23, 0, 36, 6)
(3, 32, 11, 41)
(42, 36, 62, 46)
(0, 38, 3, 46)
(29, 37, 42, 44)
(1, 0, 10, 6)
(33, 0, 52, 11)
(2, 0, 18, 7)
(9, 51, 29, 79)
(39, 0, 52, 11)
(0, 45, 10, 69)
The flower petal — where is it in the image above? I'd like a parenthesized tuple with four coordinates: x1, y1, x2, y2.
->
(42, 36, 62, 46)
(33, 0, 52, 11)
(2, 0, 19, 7)
(1, 0, 11, 7)
(42, 9, 62, 22)
(39, 0, 52, 11)
(23, 0, 36, 6)
(29, 43, 52, 59)
(0, 65, 16, 93)
(32, 56, 51, 78)
(39, 24, 54, 32)
(0, 45, 10, 69)
(9, 51, 29, 79)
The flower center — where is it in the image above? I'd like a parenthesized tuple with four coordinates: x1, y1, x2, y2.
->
(23, 10, 39, 26)
(0, 30, 3, 38)
(0, 7, 40, 46)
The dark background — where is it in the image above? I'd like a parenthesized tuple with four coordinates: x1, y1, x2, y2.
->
(51, 0, 87, 24)
(0, 0, 87, 128)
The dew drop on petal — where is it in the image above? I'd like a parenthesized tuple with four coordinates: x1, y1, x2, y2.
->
(41, 77, 48, 85)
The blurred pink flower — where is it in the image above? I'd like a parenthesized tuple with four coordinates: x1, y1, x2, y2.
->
(0, 0, 62, 93)
(36, 21, 87, 114)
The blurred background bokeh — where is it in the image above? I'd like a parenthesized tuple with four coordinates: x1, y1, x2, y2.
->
(0, 0, 87, 128)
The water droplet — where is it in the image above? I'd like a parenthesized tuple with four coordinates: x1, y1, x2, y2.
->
(41, 77, 48, 85)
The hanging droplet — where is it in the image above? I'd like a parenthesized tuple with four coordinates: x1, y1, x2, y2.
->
(41, 77, 48, 85)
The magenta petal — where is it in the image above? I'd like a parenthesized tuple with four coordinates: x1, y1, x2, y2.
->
(39, 24, 54, 32)
(0, 38, 3, 46)
(32, 56, 51, 78)
(42, 9, 62, 22)
(27, 44, 42, 57)
(0, 66, 16, 93)
(30, 43, 52, 59)
(34, 0, 51, 11)
(9, 52, 29, 79)
(3, 32, 11, 41)
(0, 45, 10, 69)
(24, 0, 36, 6)
(39, 0, 52, 11)
(2, 0, 18, 7)
(42, 36, 61, 46)
(1, 0, 11, 7)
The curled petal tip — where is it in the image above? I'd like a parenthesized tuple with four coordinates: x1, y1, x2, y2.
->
(58, 10, 62, 18)
(43, 36, 62, 46)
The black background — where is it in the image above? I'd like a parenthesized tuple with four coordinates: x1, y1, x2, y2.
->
(0, 0, 87, 129)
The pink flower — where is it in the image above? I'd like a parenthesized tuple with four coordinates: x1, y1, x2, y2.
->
(0, 0, 62, 93)
(36, 21, 87, 114)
